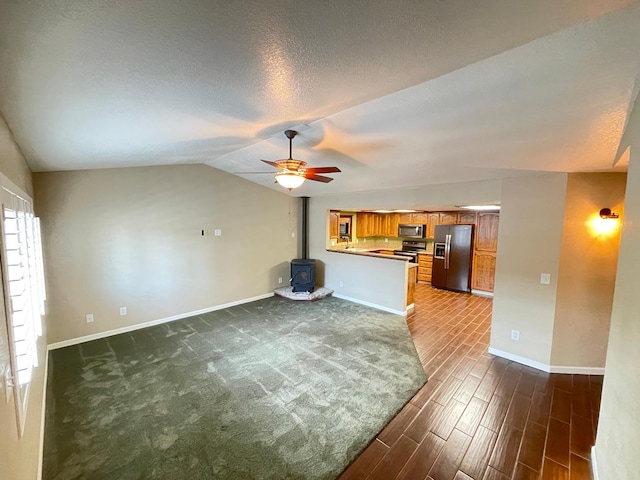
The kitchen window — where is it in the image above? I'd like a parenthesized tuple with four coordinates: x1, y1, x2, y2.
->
(0, 181, 45, 436)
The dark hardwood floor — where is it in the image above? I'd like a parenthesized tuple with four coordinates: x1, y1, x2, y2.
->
(339, 285, 602, 480)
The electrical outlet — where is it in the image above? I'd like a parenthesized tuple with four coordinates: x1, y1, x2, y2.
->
(291, 232, 295, 238)
(119, 307, 127, 316)
(214, 229, 222, 236)
(86, 313, 94, 323)
(278, 277, 283, 284)
(385, 238, 388, 243)
(339, 281, 344, 287)
(363, 238, 366, 243)
(511, 329, 520, 341)
(540, 273, 551, 285)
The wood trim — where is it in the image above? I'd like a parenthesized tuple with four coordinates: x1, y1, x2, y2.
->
(488, 347, 606, 375)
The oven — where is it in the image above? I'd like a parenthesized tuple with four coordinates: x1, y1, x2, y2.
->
(394, 240, 427, 263)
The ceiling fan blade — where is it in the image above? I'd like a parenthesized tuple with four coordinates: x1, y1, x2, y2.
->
(304, 166, 341, 174)
(304, 173, 334, 183)
(261, 159, 284, 169)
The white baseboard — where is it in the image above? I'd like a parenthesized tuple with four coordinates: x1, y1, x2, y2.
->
(471, 289, 494, 297)
(47, 293, 274, 350)
(591, 446, 600, 480)
(549, 365, 605, 375)
(488, 347, 550, 372)
(332, 293, 406, 316)
(488, 347, 606, 375)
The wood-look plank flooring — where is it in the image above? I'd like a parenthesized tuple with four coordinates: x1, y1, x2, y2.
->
(339, 285, 602, 480)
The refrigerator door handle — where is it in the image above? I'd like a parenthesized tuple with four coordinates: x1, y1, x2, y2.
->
(445, 234, 451, 269)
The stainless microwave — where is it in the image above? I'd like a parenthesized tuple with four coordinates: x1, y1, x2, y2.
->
(398, 224, 426, 238)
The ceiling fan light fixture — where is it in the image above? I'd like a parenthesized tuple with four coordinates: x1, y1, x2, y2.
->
(275, 172, 305, 190)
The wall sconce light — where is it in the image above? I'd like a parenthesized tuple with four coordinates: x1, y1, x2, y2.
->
(599, 208, 619, 219)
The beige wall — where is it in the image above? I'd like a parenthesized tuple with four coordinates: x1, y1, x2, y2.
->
(34, 165, 298, 344)
(0, 113, 33, 197)
(491, 173, 568, 366)
(0, 113, 45, 480)
(595, 99, 640, 479)
(309, 179, 502, 313)
(551, 173, 626, 368)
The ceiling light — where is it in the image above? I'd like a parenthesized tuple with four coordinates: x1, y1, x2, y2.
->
(459, 205, 501, 211)
(275, 172, 305, 190)
(373, 210, 393, 213)
(394, 209, 417, 213)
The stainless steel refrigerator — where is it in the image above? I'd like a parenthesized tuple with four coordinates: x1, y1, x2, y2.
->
(432, 224, 473, 293)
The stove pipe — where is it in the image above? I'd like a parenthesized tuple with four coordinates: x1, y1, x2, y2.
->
(300, 196, 309, 259)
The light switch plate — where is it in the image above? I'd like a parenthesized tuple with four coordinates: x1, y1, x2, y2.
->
(540, 273, 551, 285)
(511, 329, 520, 341)
(86, 313, 94, 323)
(214, 229, 222, 236)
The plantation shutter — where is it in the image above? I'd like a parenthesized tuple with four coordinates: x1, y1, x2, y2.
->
(0, 185, 45, 435)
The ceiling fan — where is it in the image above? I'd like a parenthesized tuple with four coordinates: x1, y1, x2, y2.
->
(239, 130, 341, 190)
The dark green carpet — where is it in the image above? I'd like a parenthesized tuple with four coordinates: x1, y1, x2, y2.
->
(43, 296, 427, 479)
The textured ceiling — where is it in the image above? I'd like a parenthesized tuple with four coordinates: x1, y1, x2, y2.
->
(1, 0, 639, 195)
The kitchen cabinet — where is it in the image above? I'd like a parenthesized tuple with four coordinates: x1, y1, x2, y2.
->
(398, 213, 412, 224)
(398, 212, 427, 225)
(472, 251, 496, 292)
(380, 213, 399, 237)
(330, 210, 340, 239)
(426, 213, 440, 238)
(407, 265, 417, 307)
(472, 212, 500, 293)
(357, 212, 400, 237)
(388, 213, 399, 237)
(411, 212, 428, 224)
(457, 212, 477, 225)
(476, 213, 499, 251)
(356, 212, 372, 237)
(439, 212, 458, 225)
(417, 253, 433, 283)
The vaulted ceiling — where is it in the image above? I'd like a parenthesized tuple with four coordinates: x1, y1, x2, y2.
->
(1, 0, 639, 196)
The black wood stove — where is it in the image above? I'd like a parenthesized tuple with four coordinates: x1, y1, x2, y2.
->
(291, 197, 316, 292)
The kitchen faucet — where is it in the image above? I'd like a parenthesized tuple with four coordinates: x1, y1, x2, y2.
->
(340, 235, 350, 249)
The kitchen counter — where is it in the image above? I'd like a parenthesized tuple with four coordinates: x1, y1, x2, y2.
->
(326, 247, 412, 261)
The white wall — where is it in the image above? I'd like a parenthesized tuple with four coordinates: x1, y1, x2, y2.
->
(34, 165, 299, 344)
(594, 98, 640, 480)
(491, 173, 568, 366)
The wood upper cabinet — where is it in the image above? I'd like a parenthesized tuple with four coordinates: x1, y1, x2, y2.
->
(383, 213, 399, 237)
(329, 210, 340, 239)
(411, 212, 428, 225)
(476, 213, 499, 251)
(457, 212, 477, 225)
(426, 213, 440, 238)
(356, 212, 371, 237)
(472, 251, 496, 292)
(398, 213, 413, 224)
(439, 212, 458, 225)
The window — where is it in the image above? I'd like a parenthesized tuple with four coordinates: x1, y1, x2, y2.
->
(0, 184, 45, 436)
